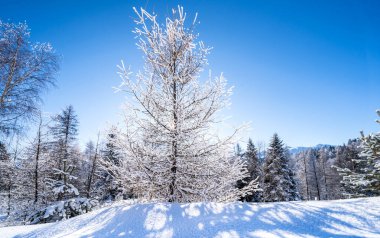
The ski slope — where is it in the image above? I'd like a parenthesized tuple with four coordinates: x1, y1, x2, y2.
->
(1, 197, 379, 238)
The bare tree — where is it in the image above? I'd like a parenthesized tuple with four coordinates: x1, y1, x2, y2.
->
(0, 21, 59, 136)
(104, 6, 258, 202)
(28, 114, 49, 204)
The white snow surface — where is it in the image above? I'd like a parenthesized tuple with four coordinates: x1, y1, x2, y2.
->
(1, 197, 380, 238)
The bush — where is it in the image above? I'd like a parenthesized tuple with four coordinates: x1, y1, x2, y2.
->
(27, 198, 98, 224)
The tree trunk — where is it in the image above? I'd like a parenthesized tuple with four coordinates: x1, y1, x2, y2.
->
(311, 156, 321, 200)
(303, 156, 310, 200)
(7, 183, 11, 216)
(86, 133, 100, 198)
(321, 156, 329, 200)
(34, 119, 42, 203)
(169, 79, 178, 202)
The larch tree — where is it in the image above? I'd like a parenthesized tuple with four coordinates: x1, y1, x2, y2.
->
(85, 133, 100, 198)
(25, 113, 50, 205)
(75, 140, 95, 197)
(110, 6, 259, 202)
(47, 105, 79, 201)
(309, 149, 322, 200)
(294, 150, 311, 200)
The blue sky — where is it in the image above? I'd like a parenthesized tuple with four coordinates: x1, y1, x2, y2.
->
(1, 0, 380, 147)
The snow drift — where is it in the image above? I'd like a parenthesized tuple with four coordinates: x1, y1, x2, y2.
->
(1, 197, 380, 238)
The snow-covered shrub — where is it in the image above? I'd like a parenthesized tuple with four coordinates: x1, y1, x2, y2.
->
(26, 198, 98, 224)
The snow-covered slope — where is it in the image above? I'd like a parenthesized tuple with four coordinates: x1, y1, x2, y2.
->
(1, 197, 380, 238)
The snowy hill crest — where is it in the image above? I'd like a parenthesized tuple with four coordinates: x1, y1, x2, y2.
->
(1, 197, 380, 238)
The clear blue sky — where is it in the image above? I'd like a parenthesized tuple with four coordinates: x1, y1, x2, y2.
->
(1, 0, 380, 147)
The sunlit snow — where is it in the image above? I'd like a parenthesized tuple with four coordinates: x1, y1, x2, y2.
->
(1, 197, 379, 238)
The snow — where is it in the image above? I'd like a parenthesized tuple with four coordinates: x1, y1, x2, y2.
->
(1, 197, 380, 238)
(0, 214, 6, 223)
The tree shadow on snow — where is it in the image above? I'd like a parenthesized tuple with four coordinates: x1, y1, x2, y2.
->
(13, 197, 380, 238)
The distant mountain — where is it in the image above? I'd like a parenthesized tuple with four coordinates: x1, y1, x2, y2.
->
(288, 144, 335, 155)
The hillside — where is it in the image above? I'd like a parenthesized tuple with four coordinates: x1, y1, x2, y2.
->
(1, 197, 380, 238)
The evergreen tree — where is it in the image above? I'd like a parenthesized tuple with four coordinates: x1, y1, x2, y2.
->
(336, 110, 380, 197)
(97, 128, 127, 201)
(244, 139, 262, 202)
(234, 143, 243, 158)
(45, 160, 79, 200)
(284, 147, 301, 201)
(262, 134, 298, 202)
(288, 169, 300, 200)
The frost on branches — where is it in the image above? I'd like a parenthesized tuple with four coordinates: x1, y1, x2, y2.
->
(104, 6, 259, 202)
(337, 110, 380, 198)
(262, 134, 300, 202)
(45, 160, 79, 199)
(27, 198, 98, 224)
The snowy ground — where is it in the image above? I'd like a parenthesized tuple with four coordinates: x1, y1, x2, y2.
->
(1, 197, 379, 238)
(0, 214, 6, 223)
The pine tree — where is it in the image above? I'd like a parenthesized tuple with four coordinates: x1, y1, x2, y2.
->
(97, 128, 124, 201)
(45, 160, 79, 200)
(288, 169, 300, 200)
(284, 147, 300, 201)
(235, 143, 243, 158)
(336, 110, 380, 198)
(262, 134, 298, 202)
(244, 139, 262, 202)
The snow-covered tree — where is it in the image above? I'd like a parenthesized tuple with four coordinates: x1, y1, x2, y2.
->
(45, 160, 79, 200)
(97, 128, 125, 201)
(0, 20, 58, 136)
(110, 6, 259, 202)
(85, 134, 100, 198)
(294, 149, 311, 200)
(235, 143, 243, 158)
(25, 108, 98, 224)
(0, 141, 12, 215)
(24, 114, 51, 205)
(262, 134, 299, 202)
(336, 110, 380, 198)
(47, 105, 79, 200)
(0, 139, 32, 221)
(243, 139, 262, 202)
